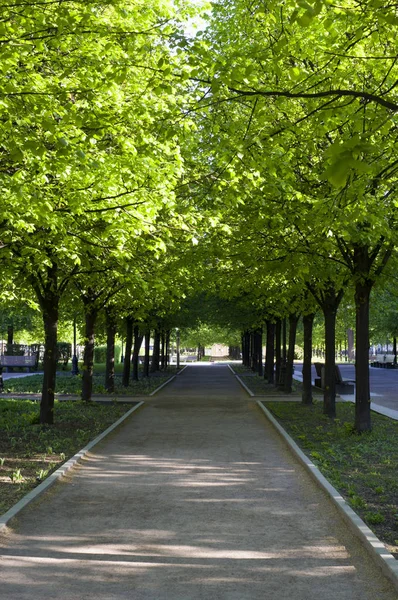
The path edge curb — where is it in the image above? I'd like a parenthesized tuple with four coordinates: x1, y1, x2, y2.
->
(0, 401, 145, 533)
(149, 376, 176, 396)
(148, 365, 188, 396)
(227, 365, 255, 397)
(257, 400, 398, 592)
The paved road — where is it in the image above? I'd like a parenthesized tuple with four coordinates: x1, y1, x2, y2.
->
(0, 365, 396, 599)
(294, 362, 398, 413)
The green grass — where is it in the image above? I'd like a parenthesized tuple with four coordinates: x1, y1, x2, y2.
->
(231, 364, 301, 395)
(2, 368, 177, 396)
(263, 400, 398, 558)
(0, 399, 135, 515)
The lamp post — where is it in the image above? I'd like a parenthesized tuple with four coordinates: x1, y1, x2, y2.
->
(71, 316, 79, 376)
(176, 328, 180, 370)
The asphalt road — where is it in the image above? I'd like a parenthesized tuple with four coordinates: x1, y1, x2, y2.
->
(299, 363, 398, 412)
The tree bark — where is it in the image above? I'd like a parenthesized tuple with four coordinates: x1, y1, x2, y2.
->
(265, 320, 275, 384)
(355, 280, 372, 432)
(242, 332, 250, 367)
(323, 305, 338, 418)
(122, 316, 133, 387)
(143, 330, 150, 377)
(105, 308, 116, 393)
(284, 314, 299, 393)
(302, 313, 315, 405)
(81, 305, 98, 402)
(161, 331, 166, 369)
(132, 325, 144, 382)
(282, 317, 287, 361)
(150, 329, 160, 372)
(257, 329, 263, 376)
(40, 298, 59, 424)
(275, 319, 282, 386)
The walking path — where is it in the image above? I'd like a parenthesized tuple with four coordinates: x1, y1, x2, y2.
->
(0, 365, 396, 599)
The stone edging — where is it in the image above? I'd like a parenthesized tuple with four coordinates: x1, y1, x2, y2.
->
(227, 364, 255, 397)
(0, 401, 144, 532)
(257, 400, 398, 593)
(148, 366, 187, 396)
(149, 376, 176, 396)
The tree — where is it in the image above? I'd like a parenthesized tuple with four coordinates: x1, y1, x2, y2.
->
(0, 0, 190, 422)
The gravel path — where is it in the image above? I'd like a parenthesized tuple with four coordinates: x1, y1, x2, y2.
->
(0, 364, 396, 599)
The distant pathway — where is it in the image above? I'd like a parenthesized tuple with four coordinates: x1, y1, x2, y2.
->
(0, 365, 396, 599)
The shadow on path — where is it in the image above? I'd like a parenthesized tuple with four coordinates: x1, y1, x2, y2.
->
(0, 365, 396, 599)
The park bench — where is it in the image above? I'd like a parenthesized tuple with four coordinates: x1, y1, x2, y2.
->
(313, 362, 355, 394)
(184, 355, 197, 362)
(371, 353, 395, 368)
(0, 355, 37, 373)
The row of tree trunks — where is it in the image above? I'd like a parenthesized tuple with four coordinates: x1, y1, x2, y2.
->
(229, 345, 240, 360)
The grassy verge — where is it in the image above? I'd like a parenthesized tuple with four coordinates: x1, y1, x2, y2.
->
(263, 400, 398, 559)
(231, 364, 302, 395)
(0, 399, 135, 516)
(2, 369, 177, 396)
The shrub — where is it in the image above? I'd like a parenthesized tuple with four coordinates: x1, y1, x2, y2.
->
(94, 344, 121, 364)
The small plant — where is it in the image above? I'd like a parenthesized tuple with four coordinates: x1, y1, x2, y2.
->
(36, 468, 49, 481)
(11, 468, 24, 483)
(365, 511, 385, 525)
(46, 446, 53, 455)
(60, 452, 66, 461)
(349, 494, 367, 510)
(374, 486, 384, 494)
(0, 457, 5, 466)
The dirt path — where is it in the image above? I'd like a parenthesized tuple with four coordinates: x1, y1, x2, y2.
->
(0, 365, 396, 599)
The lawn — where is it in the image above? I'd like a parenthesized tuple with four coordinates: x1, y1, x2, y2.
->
(0, 399, 135, 515)
(2, 368, 177, 396)
(0, 366, 178, 516)
(231, 365, 302, 395)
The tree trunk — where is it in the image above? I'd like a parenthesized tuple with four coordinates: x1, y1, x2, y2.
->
(284, 314, 299, 394)
(355, 280, 372, 432)
(242, 332, 250, 366)
(143, 330, 150, 377)
(393, 336, 397, 366)
(256, 329, 263, 376)
(132, 325, 144, 382)
(323, 306, 337, 417)
(161, 331, 166, 369)
(82, 306, 98, 402)
(150, 329, 160, 372)
(302, 313, 315, 405)
(265, 321, 275, 384)
(282, 317, 287, 361)
(105, 308, 116, 393)
(122, 316, 133, 387)
(7, 325, 13, 345)
(40, 300, 59, 424)
(275, 319, 281, 386)
(165, 330, 170, 369)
